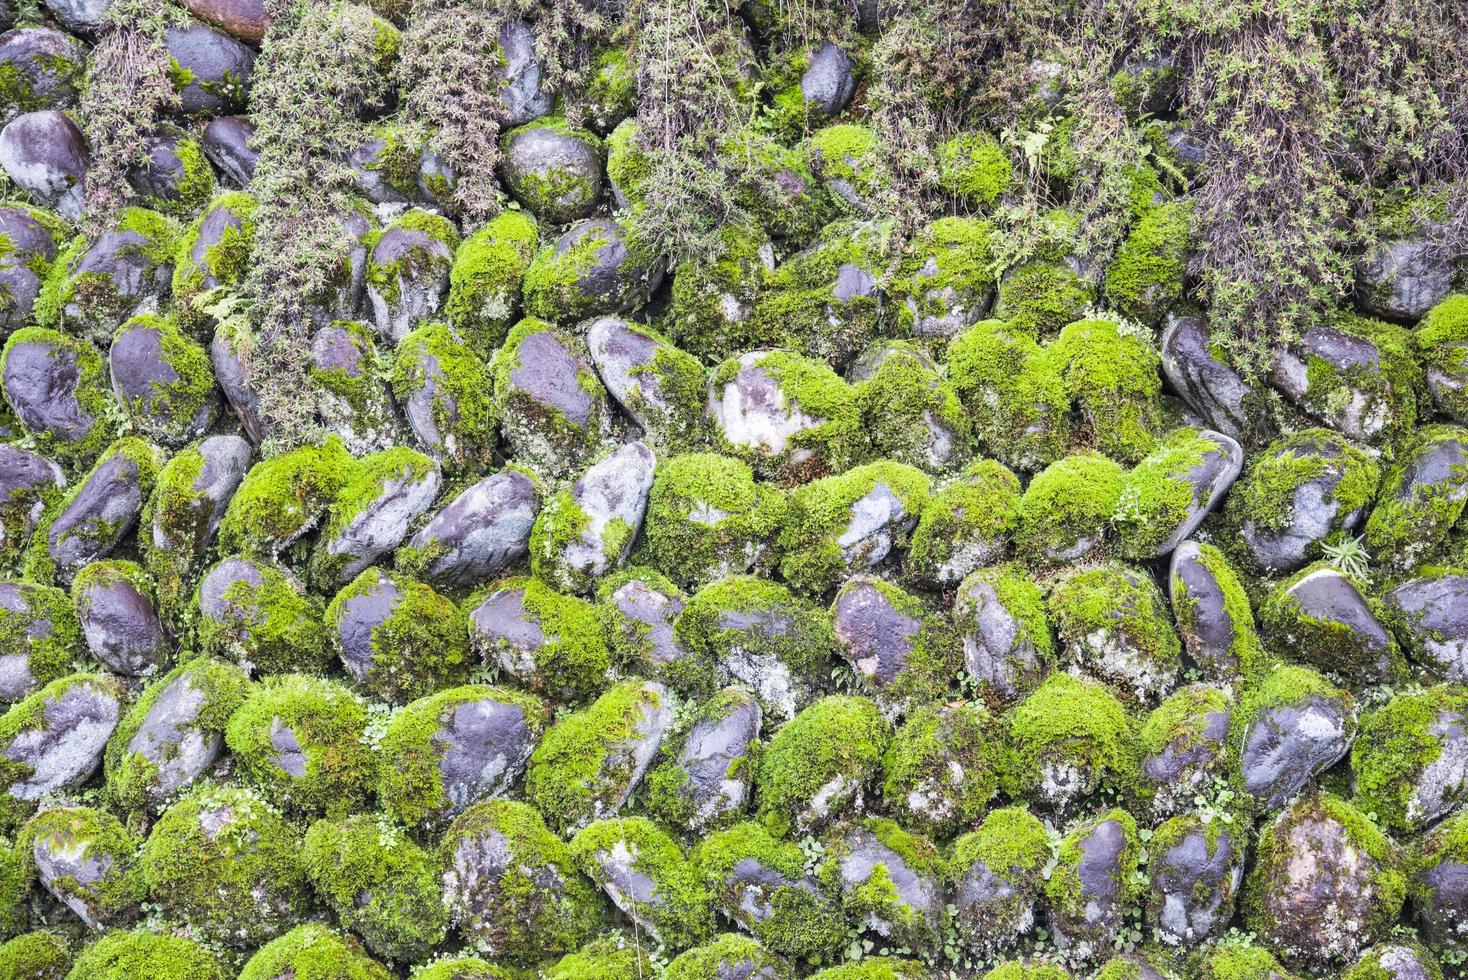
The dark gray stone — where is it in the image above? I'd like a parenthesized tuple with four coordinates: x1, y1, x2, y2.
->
(200, 115, 256, 187)
(1367, 428, 1468, 572)
(607, 576, 685, 669)
(667, 688, 761, 831)
(1, 676, 119, 799)
(75, 570, 167, 675)
(0, 203, 60, 332)
(800, 43, 856, 116)
(45, 447, 151, 584)
(1148, 822, 1242, 946)
(1161, 314, 1264, 442)
(1417, 847, 1468, 949)
(0, 330, 104, 449)
(30, 809, 133, 928)
(498, 322, 610, 480)
(0, 109, 85, 219)
(211, 321, 266, 442)
(501, 122, 603, 225)
(1169, 541, 1249, 679)
(952, 849, 1041, 958)
(441, 820, 576, 948)
(1357, 233, 1459, 322)
(494, 19, 553, 126)
(1239, 691, 1353, 811)
(148, 433, 250, 564)
(1142, 430, 1244, 557)
(467, 586, 545, 683)
(0, 444, 63, 562)
(367, 225, 454, 343)
(0, 28, 84, 119)
(1387, 570, 1468, 681)
(184, 196, 248, 293)
(165, 20, 255, 116)
(1270, 566, 1395, 682)
(0, 580, 72, 702)
(313, 455, 440, 588)
(126, 131, 206, 206)
(40, 0, 111, 36)
(124, 668, 224, 809)
(545, 217, 662, 316)
(432, 692, 538, 817)
(1270, 322, 1407, 442)
(1051, 816, 1131, 960)
(109, 316, 218, 446)
(406, 468, 540, 590)
(586, 316, 705, 445)
(831, 575, 920, 691)
(60, 227, 174, 345)
(332, 571, 400, 684)
(1139, 695, 1229, 817)
(1239, 433, 1373, 575)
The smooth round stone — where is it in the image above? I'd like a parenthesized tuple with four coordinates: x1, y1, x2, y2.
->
(74, 571, 167, 676)
(180, 0, 272, 44)
(405, 469, 540, 590)
(800, 42, 857, 116)
(0, 109, 87, 220)
(165, 20, 256, 115)
(0, 27, 85, 118)
(201, 115, 257, 186)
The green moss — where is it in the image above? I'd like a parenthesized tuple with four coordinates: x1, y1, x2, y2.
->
(666, 933, 792, 980)
(521, 224, 625, 323)
(1351, 685, 1468, 834)
(586, 47, 636, 131)
(756, 695, 889, 837)
(892, 216, 998, 343)
(65, 929, 226, 980)
(35, 208, 180, 342)
(709, 349, 863, 483)
(1341, 942, 1442, 980)
(0, 581, 78, 701)
(409, 957, 520, 980)
(17, 806, 143, 927)
(980, 963, 1070, 980)
(237, 923, 390, 980)
(816, 816, 942, 952)
(691, 820, 846, 960)
(525, 679, 672, 834)
(470, 576, 610, 702)
(1417, 293, 1468, 421)
(194, 555, 330, 675)
(1003, 671, 1135, 810)
(936, 132, 1014, 210)
(324, 568, 468, 703)
(1103, 201, 1192, 326)
(907, 459, 1021, 586)
(0, 455, 63, 577)
(302, 813, 449, 961)
(0, 327, 116, 465)
(832, 576, 961, 710)
(0, 49, 81, 117)
(108, 313, 215, 445)
(570, 816, 714, 948)
(378, 684, 547, 830)
(0, 931, 69, 979)
(635, 453, 786, 590)
(805, 124, 880, 211)
(994, 261, 1095, 338)
(310, 445, 438, 587)
(103, 656, 251, 817)
(138, 443, 210, 619)
(728, 128, 837, 245)
(643, 687, 759, 832)
(605, 118, 652, 208)
(170, 191, 258, 322)
(777, 461, 930, 597)
(1299, 313, 1422, 445)
(0, 840, 23, 937)
(952, 564, 1055, 703)
(439, 799, 603, 962)
(594, 567, 693, 685)
(665, 222, 777, 360)
(945, 319, 1070, 471)
(139, 783, 310, 947)
(1048, 562, 1182, 705)
(948, 804, 1051, 897)
(1013, 452, 1124, 562)
(1171, 541, 1265, 680)
(365, 208, 459, 310)
(391, 323, 498, 473)
(881, 702, 1002, 837)
(224, 673, 375, 817)
(1260, 561, 1404, 683)
(1364, 424, 1468, 570)
(1112, 428, 1218, 558)
(160, 136, 217, 217)
(216, 436, 355, 556)
(541, 936, 653, 980)
(1049, 318, 1163, 462)
(442, 210, 539, 355)
(853, 342, 972, 474)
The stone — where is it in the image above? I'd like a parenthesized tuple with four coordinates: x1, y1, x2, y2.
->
(1238, 675, 1355, 812)
(661, 688, 761, 832)
(500, 121, 603, 225)
(54, 222, 176, 346)
(0, 110, 86, 220)
(0, 444, 63, 567)
(1364, 425, 1468, 572)
(2, 328, 113, 463)
(403, 468, 540, 590)
(165, 20, 255, 116)
(494, 319, 611, 481)
(525, 217, 663, 322)
(1168, 541, 1256, 681)
(493, 19, 553, 126)
(1160, 315, 1264, 443)
(146, 433, 250, 569)
(1357, 233, 1458, 322)
(0, 203, 61, 332)
(108, 316, 218, 447)
(122, 667, 231, 809)
(211, 318, 267, 442)
(831, 576, 921, 691)
(531, 440, 656, 594)
(313, 452, 441, 589)
(1138, 686, 1231, 817)
(310, 321, 403, 454)
(1386, 570, 1468, 681)
(200, 115, 257, 186)
(41, 443, 157, 585)
(0, 28, 84, 120)
(1049, 812, 1137, 962)
(180, 0, 271, 45)
(1416, 816, 1468, 950)
(1263, 565, 1397, 683)
(952, 570, 1048, 704)
(586, 316, 706, 449)
(0, 580, 76, 702)
(73, 566, 167, 676)
(39, 0, 111, 36)
(1, 675, 121, 803)
(828, 822, 941, 946)
(800, 43, 856, 116)
(27, 807, 140, 930)
(1119, 429, 1243, 559)
(604, 574, 687, 676)
(1270, 319, 1416, 443)
(366, 222, 454, 344)
(419, 691, 540, 822)
(126, 132, 209, 210)
(1147, 818, 1243, 947)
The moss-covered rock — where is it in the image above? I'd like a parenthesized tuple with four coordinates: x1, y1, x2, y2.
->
(490, 317, 610, 481)
(541, 936, 654, 980)
(303, 813, 449, 961)
(528, 440, 656, 595)
(1169, 540, 1263, 682)
(756, 694, 889, 836)
(410, 958, 519, 980)
(1013, 452, 1124, 562)
(216, 436, 354, 556)
(635, 453, 786, 590)
(107, 313, 217, 447)
(224, 673, 376, 817)
(664, 222, 777, 361)
(1231, 663, 1356, 813)
(817, 816, 943, 952)
(237, 924, 390, 980)
(597, 566, 691, 684)
(525, 678, 675, 834)
(994, 260, 1094, 338)
(946, 319, 1070, 472)
(675, 575, 837, 721)
(665, 933, 792, 980)
(906, 459, 1020, 587)
(953, 564, 1054, 704)
(71, 560, 167, 674)
(170, 191, 256, 328)
(0, 580, 79, 703)
(1049, 317, 1164, 463)
(466, 575, 611, 702)
(522, 217, 661, 323)
(805, 124, 881, 214)
(1260, 562, 1403, 684)
(778, 461, 930, 597)
(1133, 684, 1232, 817)
(499, 117, 604, 224)
(102, 656, 250, 817)
(442, 210, 539, 355)
(439, 799, 604, 962)
(881, 702, 1001, 837)
(1103, 201, 1192, 326)
(947, 806, 1051, 959)
(377, 684, 547, 830)
(811, 961, 932, 980)
(642, 686, 762, 834)
(18, 805, 143, 931)
(852, 341, 972, 474)
(325, 567, 469, 704)
(1351, 685, 1468, 834)
(891, 216, 998, 346)
(1004, 671, 1135, 813)
(65, 929, 226, 980)
(0, 673, 123, 833)
(0, 930, 69, 979)
(936, 131, 1013, 211)
(1145, 813, 1245, 948)
(364, 209, 459, 344)
(1044, 808, 1141, 962)
(139, 783, 310, 947)
(310, 319, 405, 455)
(1363, 424, 1468, 573)
(0, 327, 117, 467)
(706, 348, 863, 483)
(570, 815, 714, 949)
(586, 317, 708, 452)
(391, 323, 498, 474)
(1113, 427, 1244, 560)
(1048, 562, 1182, 706)
(830, 575, 961, 712)
(0, 446, 64, 577)
(194, 554, 330, 675)
(1418, 293, 1468, 424)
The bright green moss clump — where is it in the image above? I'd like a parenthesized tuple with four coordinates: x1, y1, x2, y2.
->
(140, 443, 222, 618)
(391, 323, 498, 473)
(946, 319, 1070, 471)
(525, 679, 672, 834)
(757, 694, 890, 837)
(1417, 293, 1468, 422)
(666, 933, 792, 980)
(1113, 428, 1223, 559)
(65, 929, 226, 980)
(892, 216, 998, 343)
(325, 568, 469, 703)
(907, 459, 1021, 586)
(778, 461, 931, 597)
(691, 821, 846, 960)
(302, 813, 449, 962)
(195, 556, 331, 675)
(469, 576, 610, 702)
(1364, 424, 1468, 571)
(994, 261, 1095, 338)
(216, 436, 355, 556)
(1103, 201, 1192, 326)
(1049, 317, 1163, 462)
(636, 453, 786, 590)
(442, 211, 538, 354)
(103, 656, 251, 816)
(139, 783, 310, 947)
(665, 222, 777, 360)
(937, 132, 1014, 210)
(542, 936, 654, 980)
(0, 841, 24, 937)
(237, 924, 390, 980)
(1134, 685, 1232, 813)
(946, 806, 1051, 956)
(570, 816, 714, 949)
(439, 799, 603, 962)
(805, 123, 881, 212)
(853, 341, 973, 473)
(18, 806, 144, 928)
(1004, 671, 1135, 811)
(224, 673, 376, 817)
(0, 931, 70, 979)
(881, 703, 1002, 837)
(1014, 452, 1124, 562)
(410, 957, 520, 980)
(0, 581, 78, 701)
(1341, 942, 1442, 980)
(1350, 685, 1468, 834)
(1, 327, 116, 465)
(980, 962, 1070, 980)
(378, 685, 547, 830)
(1048, 562, 1182, 705)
